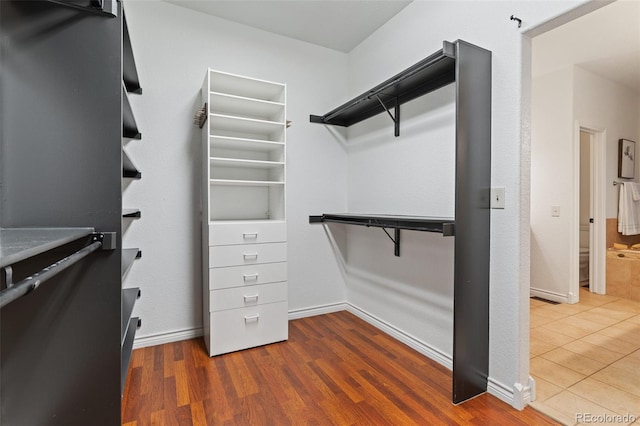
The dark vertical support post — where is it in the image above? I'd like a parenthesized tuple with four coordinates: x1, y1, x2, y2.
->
(394, 104, 400, 137)
(452, 41, 491, 404)
(394, 228, 400, 256)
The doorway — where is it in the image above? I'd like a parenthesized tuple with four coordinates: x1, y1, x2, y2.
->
(576, 126, 606, 298)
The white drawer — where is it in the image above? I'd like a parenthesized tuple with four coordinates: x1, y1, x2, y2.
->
(208, 301, 288, 356)
(209, 222, 286, 246)
(209, 242, 286, 267)
(209, 262, 287, 290)
(209, 281, 287, 312)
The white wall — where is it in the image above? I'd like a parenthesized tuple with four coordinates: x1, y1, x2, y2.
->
(123, 1, 349, 345)
(530, 67, 575, 300)
(573, 66, 640, 215)
(531, 65, 640, 300)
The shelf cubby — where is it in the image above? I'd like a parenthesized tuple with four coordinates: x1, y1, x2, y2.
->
(209, 113, 284, 141)
(208, 70, 285, 103)
(209, 92, 284, 122)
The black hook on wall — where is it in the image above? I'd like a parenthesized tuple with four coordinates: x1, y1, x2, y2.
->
(510, 15, 522, 28)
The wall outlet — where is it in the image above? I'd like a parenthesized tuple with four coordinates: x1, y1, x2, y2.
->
(490, 187, 506, 209)
(551, 206, 560, 217)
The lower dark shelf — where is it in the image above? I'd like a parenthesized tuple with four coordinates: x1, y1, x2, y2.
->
(310, 213, 455, 257)
(121, 287, 140, 344)
(121, 248, 141, 278)
(309, 213, 455, 235)
(121, 316, 139, 396)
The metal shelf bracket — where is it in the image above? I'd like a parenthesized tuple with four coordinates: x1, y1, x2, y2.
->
(380, 227, 401, 256)
(372, 94, 400, 137)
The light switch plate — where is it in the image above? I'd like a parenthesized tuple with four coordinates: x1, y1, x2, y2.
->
(490, 187, 505, 209)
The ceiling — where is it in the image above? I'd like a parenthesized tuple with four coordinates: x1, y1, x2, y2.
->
(164, 0, 639, 92)
(163, 0, 412, 53)
(533, 0, 640, 93)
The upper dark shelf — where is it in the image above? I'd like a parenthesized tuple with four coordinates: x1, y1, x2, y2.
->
(309, 213, 454, 236)
(310, 41, 455, 129)
(123, 12, 142, 94)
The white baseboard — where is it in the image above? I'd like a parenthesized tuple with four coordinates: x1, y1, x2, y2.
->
(133, 327, 203, 350)
(530, 287, 570, 304)
(345, 302, 453, 370)
(288, 302, 348, 320)
(487, 376, 534, 409)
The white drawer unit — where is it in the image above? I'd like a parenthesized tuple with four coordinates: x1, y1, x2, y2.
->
(209, 281, 287, 312)
(209, 221, 286, 246)
(209, 262, 287, 290)
(208, 302, 288, 356)
(209, 242, 286, 268)
(202, 69, 288, 357)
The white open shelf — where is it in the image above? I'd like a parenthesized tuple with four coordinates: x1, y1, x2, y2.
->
(209, 181, 284, 221)
(210, 179, 284, 186)
(209, 69, 285, 103)
(204, 68, 286, 223)
(209, 157, 284, 169)
(210, 135, 284, 153)
(209, 92, 284, 122)
(209, 113, 284, 141)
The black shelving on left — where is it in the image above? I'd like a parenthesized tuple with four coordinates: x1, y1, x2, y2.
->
(0, 0, 133, 423)
(121, 7, 143, 397)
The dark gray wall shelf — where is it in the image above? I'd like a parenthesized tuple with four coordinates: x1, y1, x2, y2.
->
(0, 227, 95, 267)
(123, 85, 141, 139)
(121, 316, 139, 395)
(309, 213, 454, 234)
(309, 40, 491, 404)
(309, 213, 454, 257)
(310, 41, 456, 136)
(123, 149, 142, 179)
(122, 287, 141, 344)
(1, 1, 143, 423)
(122, 248, 141, 278)
(123, 11, 142, 94)
(123, 208, 142, 218)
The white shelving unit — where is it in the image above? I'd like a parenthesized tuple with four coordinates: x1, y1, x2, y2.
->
(201, 69, 288, 356)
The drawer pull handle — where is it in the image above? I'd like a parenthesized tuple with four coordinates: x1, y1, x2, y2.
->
(243, 253, 258, 261)
(243, 232, 258, 239)
(243, 273, 258, 281)
(244, 314, 260, 322)
(244, 294, 259, 302)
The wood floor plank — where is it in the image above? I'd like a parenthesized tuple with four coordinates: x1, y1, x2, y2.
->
(122, 311, 559, 425)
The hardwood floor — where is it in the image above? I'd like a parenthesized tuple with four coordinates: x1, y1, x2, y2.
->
(122, 311, 557, 425)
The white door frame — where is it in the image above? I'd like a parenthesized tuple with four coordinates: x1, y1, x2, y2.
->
(572, 122, 606, 299)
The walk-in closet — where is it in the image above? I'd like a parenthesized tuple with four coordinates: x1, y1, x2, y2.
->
(3, 1, 637, 424)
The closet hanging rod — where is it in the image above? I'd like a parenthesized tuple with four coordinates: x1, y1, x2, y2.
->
(319, 41, 456, 123)
(0, 239, 102, 309)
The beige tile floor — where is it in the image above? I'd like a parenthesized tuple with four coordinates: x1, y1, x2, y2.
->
(530, 288, 640, 425)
